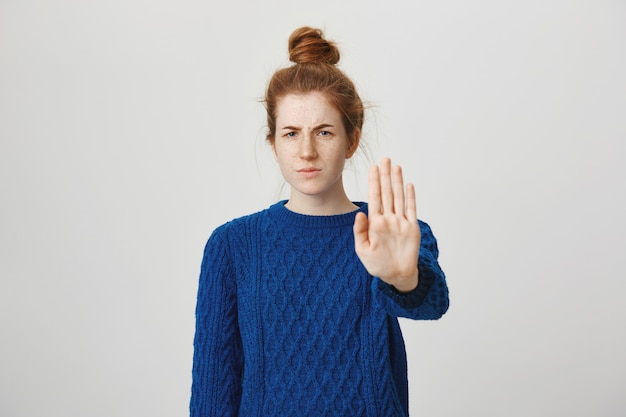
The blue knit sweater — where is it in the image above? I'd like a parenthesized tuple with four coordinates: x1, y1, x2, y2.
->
(191, 201, 449, 417)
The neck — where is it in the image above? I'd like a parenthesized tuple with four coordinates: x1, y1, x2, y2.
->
(285, 188, 358, 216)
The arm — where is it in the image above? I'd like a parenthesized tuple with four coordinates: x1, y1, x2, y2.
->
(190, 226, 243, 417)
(354, 157, 449, 319)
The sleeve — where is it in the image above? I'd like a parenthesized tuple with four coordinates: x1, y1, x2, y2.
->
(190, 225, 244, 417)
(371, 220, 450, 320)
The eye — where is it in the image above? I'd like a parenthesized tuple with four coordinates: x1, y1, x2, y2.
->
(318, 130, 332, 137)
(284, 131, 297, 138)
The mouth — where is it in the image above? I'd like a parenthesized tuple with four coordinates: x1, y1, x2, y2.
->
(297, 167, 322, 178)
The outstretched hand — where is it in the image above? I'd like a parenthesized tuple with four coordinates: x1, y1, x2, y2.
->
(353, 158, 421, 293)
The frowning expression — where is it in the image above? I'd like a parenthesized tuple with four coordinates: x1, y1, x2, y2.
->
(272, 91, 358, 205)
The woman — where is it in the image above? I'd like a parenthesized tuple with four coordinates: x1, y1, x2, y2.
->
(191, 26, 449, 417)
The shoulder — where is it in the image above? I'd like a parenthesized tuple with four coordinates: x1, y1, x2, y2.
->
(417, 219, 439, 257)
(200, 207, 271, 271)
(417, 219, 433, 234)
(208, 205, 274, 243)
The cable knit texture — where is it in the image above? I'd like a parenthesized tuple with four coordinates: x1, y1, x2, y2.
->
(191, 201, 449, 417)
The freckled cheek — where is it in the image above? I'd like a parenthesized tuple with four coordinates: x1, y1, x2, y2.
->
(273, 146, 293, 162)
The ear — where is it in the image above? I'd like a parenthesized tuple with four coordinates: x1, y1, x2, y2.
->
(345, 129, 361, 158)
(271, 140, 278, 161)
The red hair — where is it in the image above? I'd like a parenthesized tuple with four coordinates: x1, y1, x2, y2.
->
(264, 27, 364, 151)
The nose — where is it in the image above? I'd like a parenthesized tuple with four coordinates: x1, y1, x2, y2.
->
(299, 134, 318, 160)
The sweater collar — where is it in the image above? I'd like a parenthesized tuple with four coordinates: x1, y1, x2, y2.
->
(268, 200, 368, 228)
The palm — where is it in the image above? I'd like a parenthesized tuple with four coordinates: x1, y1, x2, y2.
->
(353, 158, 421, 292)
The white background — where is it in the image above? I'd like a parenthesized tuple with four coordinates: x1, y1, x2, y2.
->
(1, 1, 625, 416)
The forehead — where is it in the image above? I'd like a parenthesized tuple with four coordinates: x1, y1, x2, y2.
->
(276, 92, 342, 126)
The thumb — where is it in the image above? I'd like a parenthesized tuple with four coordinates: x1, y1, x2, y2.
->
(353, 212, 369, 249)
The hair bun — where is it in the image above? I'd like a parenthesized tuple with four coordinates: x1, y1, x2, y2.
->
(288, 27, 340, 65)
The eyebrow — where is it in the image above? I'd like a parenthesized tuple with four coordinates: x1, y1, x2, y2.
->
(280, 123, 335, 131)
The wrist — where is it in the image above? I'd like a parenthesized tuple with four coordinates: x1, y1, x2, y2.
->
(390, 269, 419, 294)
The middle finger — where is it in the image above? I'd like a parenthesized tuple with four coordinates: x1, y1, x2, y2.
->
(380, 157, 394, 214)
